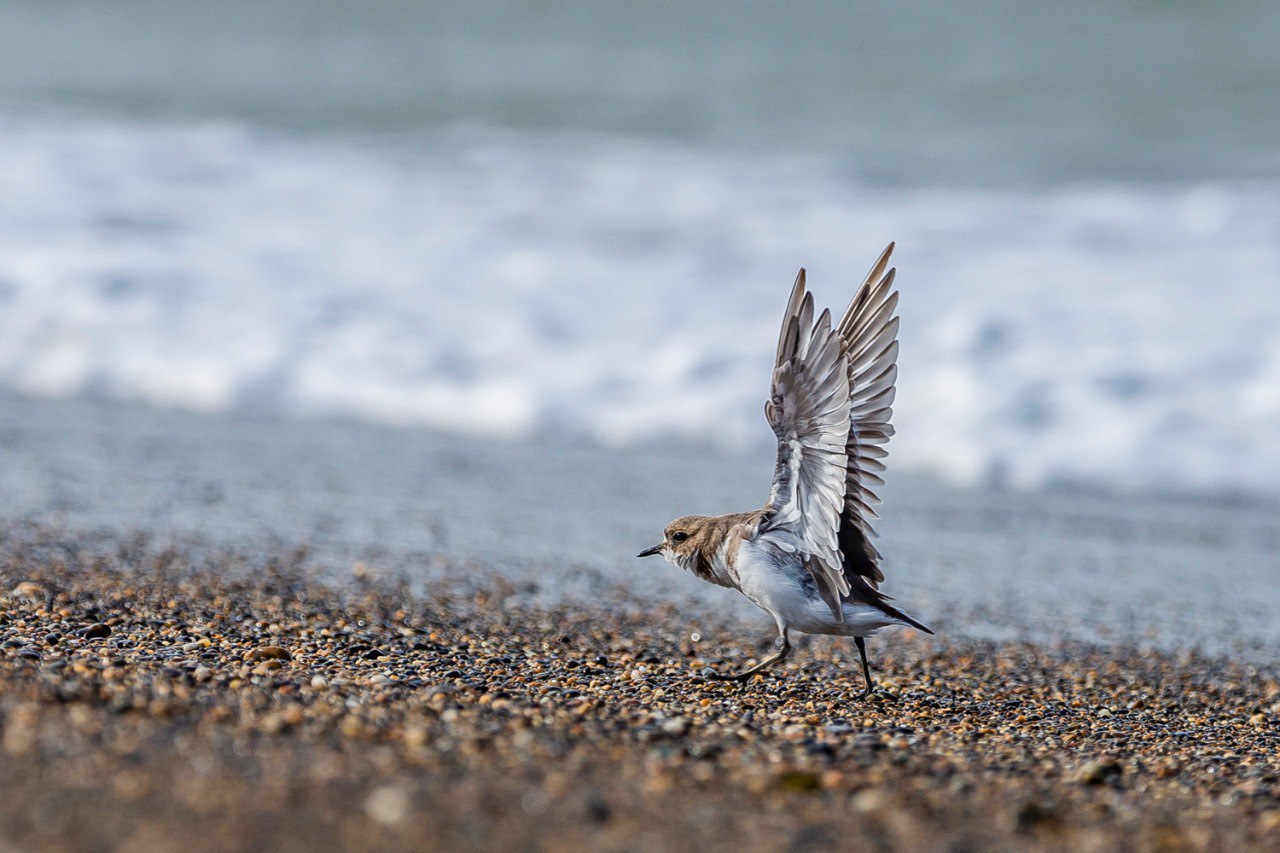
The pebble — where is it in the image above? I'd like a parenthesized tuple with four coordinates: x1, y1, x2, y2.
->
(660, 717, 689, 737)
(364, 785, 411, 826)
(10, 581, 45, 599)
(1074, 758, 1123, 786)
(0, 529, 1277, 851)
(248, 646, 292, 662)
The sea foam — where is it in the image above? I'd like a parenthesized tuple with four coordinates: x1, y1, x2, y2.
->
(1, 115, 1277, 495)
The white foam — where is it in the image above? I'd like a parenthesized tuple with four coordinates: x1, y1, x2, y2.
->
(1, 114, 1277, 495)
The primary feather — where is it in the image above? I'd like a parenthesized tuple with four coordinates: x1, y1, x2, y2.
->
(759, 244, 903, 620)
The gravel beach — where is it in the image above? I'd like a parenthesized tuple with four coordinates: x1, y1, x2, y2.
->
(6, 3, 1280, 849)
(3, 523, 1278, 852)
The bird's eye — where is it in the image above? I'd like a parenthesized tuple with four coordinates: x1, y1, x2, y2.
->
(671, 531, 689, 542)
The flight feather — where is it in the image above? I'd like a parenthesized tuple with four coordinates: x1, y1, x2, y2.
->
(759, 245, 903, 620)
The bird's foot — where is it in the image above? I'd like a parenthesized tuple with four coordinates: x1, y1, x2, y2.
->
(699, 633, 790, 683)
(702, 668, 759, 683)
(701, 660, 768, 681)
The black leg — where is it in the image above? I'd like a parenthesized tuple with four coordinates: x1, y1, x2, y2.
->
(854, 636, 874, 698)
(707, 629, 790, 682)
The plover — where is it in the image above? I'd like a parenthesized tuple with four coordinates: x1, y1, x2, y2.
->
(637, 244, 931, 694)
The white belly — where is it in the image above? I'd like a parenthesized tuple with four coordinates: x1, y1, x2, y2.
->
(733, 538, 904, 637)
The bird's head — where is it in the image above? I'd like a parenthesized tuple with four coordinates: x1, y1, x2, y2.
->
(636, 516, 709, 570)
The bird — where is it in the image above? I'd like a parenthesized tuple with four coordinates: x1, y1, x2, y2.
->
(636, 243, 932, 696)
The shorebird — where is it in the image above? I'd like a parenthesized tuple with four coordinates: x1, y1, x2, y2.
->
(637, 244, 931, 695)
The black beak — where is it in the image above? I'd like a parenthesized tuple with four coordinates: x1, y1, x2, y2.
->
(636, 544, 662, 558)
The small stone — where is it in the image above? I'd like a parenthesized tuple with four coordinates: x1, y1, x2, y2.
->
(1235, 780, 1264, 797)
(11, 582, 45, 600)
(80, 624, 112, 639)
(1015, 800, 1059, 832)
(852, 789, 886, 812)
(258, 713, 287, 735)
(403, 724, 429, 749)
(1073, 758, 1122, 786)
(364, 785, 410, 825)
(194, 666, 213, 683)
(310, 675, 329, 689)
(251, 646, 291, 662)
(586, 796, 611, 823)
(661, 717, 689, 737)
(820, 770, 848, 791)
(775, 770, 822, 793)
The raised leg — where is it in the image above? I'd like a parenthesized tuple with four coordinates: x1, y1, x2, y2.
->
(706, 628, 790, 682)
(854, 636, 874, 698)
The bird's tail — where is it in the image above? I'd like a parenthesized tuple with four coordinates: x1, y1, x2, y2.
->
(871, 596, 934, 635)
(846, 576, 935, 635)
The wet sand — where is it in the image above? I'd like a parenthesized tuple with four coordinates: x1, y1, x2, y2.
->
(3, 526, 1278, 851)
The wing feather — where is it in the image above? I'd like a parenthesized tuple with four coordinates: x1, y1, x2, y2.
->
(845, 293, 899, 357)
(835, 244, 902, 592)
(837, 245, 894, 337)
(759, 245, 904, 620)
(761, 270, 852, 617)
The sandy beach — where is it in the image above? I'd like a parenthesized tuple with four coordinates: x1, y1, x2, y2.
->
(3, 517, 1279, 851)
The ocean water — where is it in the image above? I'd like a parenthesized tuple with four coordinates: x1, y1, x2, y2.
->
(1, 1, 1278, 496)
(4, 395, 1279, 654)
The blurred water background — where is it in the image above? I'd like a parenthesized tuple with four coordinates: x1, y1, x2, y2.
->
(1, 0, 1278, 497)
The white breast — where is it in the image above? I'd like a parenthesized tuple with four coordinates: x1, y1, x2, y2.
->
(733, 536, 905, 638)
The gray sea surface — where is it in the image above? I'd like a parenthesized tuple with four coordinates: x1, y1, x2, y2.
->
(2, 394, 1276, 659)
(4, 1, 1280, 185)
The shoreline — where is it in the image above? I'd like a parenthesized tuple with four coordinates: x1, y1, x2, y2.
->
(3, 394, 1280, 660)
(3, 528, 1278, 850)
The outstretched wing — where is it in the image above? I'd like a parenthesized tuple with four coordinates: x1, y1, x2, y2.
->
(759, 246, 905, 622)
(834, 243, 899, 593)
(759, 269, 852, 619)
